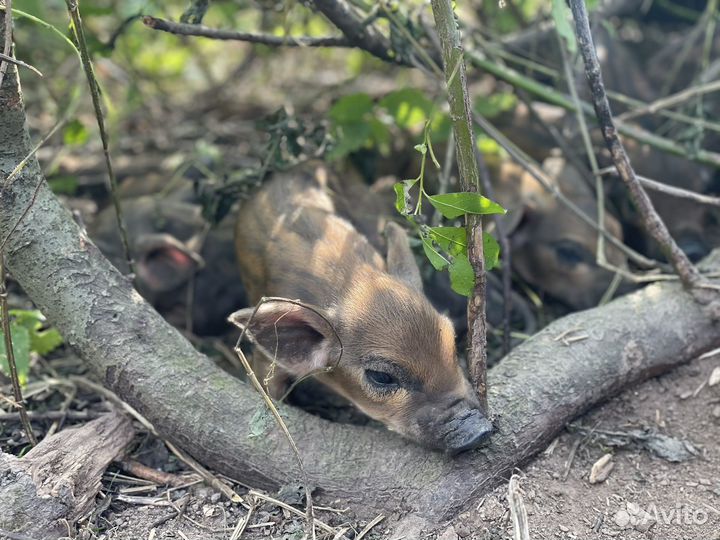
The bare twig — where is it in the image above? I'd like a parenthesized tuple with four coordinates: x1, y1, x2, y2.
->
(569, 0, 703, 291)
(431, 0, 488, 411)
(311, 0, 398, 64)
(64, 0, 134, 275)
(599, 167, 720, 208)
(0, 0, 12, 88)
(0, 253, 37, 446)
(143, 16, 350, 48)
(231, 297, 336, 539)
(617, 79, 720, 122)
(0, 52, 42, 77)
(0, 410, 100, 422)
(507, 475, 530, 540)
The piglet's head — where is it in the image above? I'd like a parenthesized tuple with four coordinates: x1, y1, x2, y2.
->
(230, 223, 492, 454)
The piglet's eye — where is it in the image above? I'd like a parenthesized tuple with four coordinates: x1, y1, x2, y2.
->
(365, 369, 399, 389)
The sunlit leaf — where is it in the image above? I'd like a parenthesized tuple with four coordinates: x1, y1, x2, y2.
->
(427, 192, 506, 219)
(474, 92, 517, 119)
(379, 88, 434, 130)
(329, 93, 374, 124)
(9, 309, 64, 357)
(63, 119, 89, 146)
(428, 226, 466, 256)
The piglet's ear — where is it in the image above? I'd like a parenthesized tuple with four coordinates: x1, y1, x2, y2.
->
(135, 234, 204, 294)
(228, 301, 340, 377)
(384, 222, 423, 292)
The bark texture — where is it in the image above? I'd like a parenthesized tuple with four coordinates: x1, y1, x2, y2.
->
(0, 411, 134, 539)
(2, 50, 720, 524)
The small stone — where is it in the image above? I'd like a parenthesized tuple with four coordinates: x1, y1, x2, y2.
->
(686, 481, 699, 487)
(589, 454, 615, 484)
(210, 492, 221, 504)
(712, 406, 720, 419)
(614, 510, 631, 529)
(699, 478, 712, 486)
(202, 504, 219, 517)
(709, 367, 720, 387)
(559, 525, 569, 532)
(626, 502, 640, 516)
(436, 526, 459, 540)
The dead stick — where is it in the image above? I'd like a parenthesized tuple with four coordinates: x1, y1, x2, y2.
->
(64, 0, 134, 275)
(568, 0, 702, 290)
(430, 0, 488, 410)
(0, 253, 37, 445)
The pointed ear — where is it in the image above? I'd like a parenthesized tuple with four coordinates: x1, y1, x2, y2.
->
(135, 234, 204, 294)
(228, 301, 339, 377)
(384, 222, 423, 292)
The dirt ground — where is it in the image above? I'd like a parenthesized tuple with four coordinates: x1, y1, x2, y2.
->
(44, 346, 716, 540)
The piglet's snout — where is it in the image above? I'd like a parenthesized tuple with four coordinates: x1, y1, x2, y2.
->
(441, 405, 493, 455)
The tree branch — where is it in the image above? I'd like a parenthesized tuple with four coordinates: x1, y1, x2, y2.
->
(143, 16, 351, 48)
(568, 0, 703, 291)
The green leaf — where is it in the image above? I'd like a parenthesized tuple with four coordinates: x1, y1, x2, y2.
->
(552, 0, 577, 54)
(421, 236, 450, 271)
(379, 88, 434, 129)
(428, 226, 466, 256)
(63, 119, 89, 146)
(474, 92, 518, 119)
(483, 232, 501, 271)
(9, 309, 64, 356)
(0, 324, 31, 386)
(48, 176, 79, 195)
(329, 93, 374, 124)
(427, 192, 506, 219)
(414, 142, 427, 155)
(328, 122, 372, 159)
(393, 179, 417, 215)
(449, 254, 474, 297)
(249, 407, 272, 438)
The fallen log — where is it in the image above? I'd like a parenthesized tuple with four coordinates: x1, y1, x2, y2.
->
(2, 43, 720, 528)
(0, 411, 134, 540)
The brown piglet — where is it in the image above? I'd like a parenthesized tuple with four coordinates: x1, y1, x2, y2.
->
(231, 163, 492, 454)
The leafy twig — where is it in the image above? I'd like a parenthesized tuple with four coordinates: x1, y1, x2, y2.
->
(64, 0, 134, 275)
(430, 0, 488, 410)
(0, 254, 37, 446)
(568, 0, 703, 291)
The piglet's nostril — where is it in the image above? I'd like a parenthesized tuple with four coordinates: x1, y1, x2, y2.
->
(443, 408, 493, 455)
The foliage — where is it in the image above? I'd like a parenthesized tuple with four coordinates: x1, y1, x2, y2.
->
(393, 125, 505, 297)
(0, 310, 63, 385)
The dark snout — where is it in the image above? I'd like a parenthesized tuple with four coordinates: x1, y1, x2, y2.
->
(441, 407, 493, 455)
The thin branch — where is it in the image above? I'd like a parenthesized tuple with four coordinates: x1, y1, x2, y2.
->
(431, 0, 488, 411)
(0, 51, 42, 77)
(617, 79, 720, 122)
(0, 0, 11, 89)
(143, 16, 351, 48)
(599, 167, 720, 208)
(0, 253, 37, 446)
(311, 0, 398, 63)
(64, 0, 134, 275)
(568, 0, 702, 290)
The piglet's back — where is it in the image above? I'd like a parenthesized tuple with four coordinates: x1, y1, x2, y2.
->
(234, 163, 385, 306)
